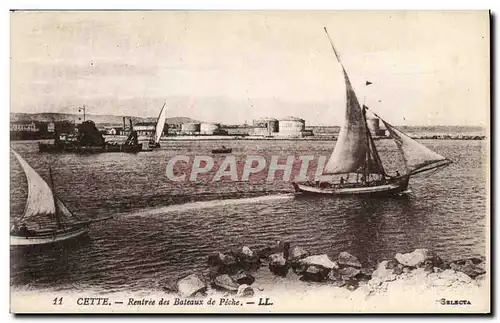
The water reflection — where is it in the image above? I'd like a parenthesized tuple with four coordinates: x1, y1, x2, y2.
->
(11, 235, 93, 287)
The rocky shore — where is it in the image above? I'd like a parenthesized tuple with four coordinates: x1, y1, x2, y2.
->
(161, 241, 487, 302)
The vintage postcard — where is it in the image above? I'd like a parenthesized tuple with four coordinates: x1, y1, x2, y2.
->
(9, 10, 490, 314)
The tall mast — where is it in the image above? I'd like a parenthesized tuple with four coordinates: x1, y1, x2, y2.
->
(49, 166, 63, 229)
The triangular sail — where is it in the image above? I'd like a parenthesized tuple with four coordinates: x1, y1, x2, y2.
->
(323, 28, 370, 175)
(11, 149, 56, 220)
(153, 103, 167, 144)
(381, 120, 450, 174)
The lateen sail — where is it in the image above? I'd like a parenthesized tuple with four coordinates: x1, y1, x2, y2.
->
(381, 120, 449, 174)
(153, 103, 167, 144)
(323, 28, 369, 175)
(11, 149, 56, 220)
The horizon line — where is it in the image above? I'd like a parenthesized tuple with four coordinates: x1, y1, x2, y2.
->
(9, 111, 488, 128)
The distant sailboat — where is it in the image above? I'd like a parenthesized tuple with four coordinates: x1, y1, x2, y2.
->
(149, 103, 167, 149)
(10, 149, 111, 246)
(292, 28, 452, 196)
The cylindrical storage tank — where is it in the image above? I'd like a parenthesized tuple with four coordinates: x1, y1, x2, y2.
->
(366, 118, 380, 134)
(200, 123, 220, 135)
(181, 123, 201, 134)
(278, 117, 305, 137)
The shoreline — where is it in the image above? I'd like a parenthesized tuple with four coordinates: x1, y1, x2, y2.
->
(10, 135, 487, 143)
(10, 244, 489, 313)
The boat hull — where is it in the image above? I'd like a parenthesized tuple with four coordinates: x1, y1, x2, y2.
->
(292, 176, 410, 197)
(10, 226, 89, 246)
(148, 142, 161, 149)
(212, 148, 232, 154)
(39, 143, 143, 153)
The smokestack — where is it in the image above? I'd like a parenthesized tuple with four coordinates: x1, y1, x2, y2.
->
(129, 119, 133, 131)
(123, 117, 126, 130)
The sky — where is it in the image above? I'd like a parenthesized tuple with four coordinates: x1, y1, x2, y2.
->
(10, 11, 489, 126)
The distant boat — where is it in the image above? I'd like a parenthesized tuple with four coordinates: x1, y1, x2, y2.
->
(212, 146, 232, 154)
(10, 149, 112, 246)
(148, 103, 167, 149)
(39, 119, 142, 153)
(292, 28, 452, 196)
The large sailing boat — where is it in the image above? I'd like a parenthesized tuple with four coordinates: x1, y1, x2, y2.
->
(10, 149, 110, 246)
(148, 103, 168, 149)
(292, 28, 452, 196)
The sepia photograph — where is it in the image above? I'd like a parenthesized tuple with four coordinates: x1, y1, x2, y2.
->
(8, 10, 490, 313)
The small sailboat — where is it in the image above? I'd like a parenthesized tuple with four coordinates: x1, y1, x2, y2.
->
(148, 103, 168, 149)
(212, 145, 232, 154)
(10, 149, 111, 246)
(292, 28, 452, 197)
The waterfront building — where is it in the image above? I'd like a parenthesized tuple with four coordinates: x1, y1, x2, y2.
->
(181, 123, 201, 135)
(277, 116, 306, 138)
(366, 117, 387, 137)
(200, 123, 221, 135)
(134, 122, 156, 137)
(10, 121, 38, 132)
(252, 118, 279, 137)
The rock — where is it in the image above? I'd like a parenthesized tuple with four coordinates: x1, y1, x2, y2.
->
(339, 266, 361, 279)
(292, 262, 309, 275)
(403, 267, 412, 274)
(476, 273, 486, 281)
(279, 241, 291, 259)
(241, 246, 254, 258)
(385, 259, 399, 269)
(207, 252, 238, 268)
(299, 254, 339, 270)
(231, 271, 255, 285)
(327, 269, 342, 282)
(268, 252, 289, 277)
(453, 257, 485, 266)
(177, 274, 207, 297)
(330, 279, 346, 288)
(269, 252, 287, 266)
(395, 249, 442, 268)
(392, 266, 403, 275)
(385, 274, 397, 282)
(213, 274, 239, 291)
(372, 261, 394, 281)
(368, 277, 383, 288)
(234, 246, 261, 271)
(259, 241, 291, 260)
(289, 246, 310, 262)
(158, 278, 178, 293)
(455, 271, 472, 284)
(236, 284, 254, 297)
(450, 261, 486, 279)
(301, 265, 330, 282)
(412, 267, 430, 278)
(257, 247, 273, 259)
(338, 252, 362, 268)
(355, 267, 373, 281)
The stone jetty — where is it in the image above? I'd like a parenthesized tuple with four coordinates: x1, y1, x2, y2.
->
(164, 242, 487, 299)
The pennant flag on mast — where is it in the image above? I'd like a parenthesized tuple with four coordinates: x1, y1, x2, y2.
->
(366, 81, 373, 86)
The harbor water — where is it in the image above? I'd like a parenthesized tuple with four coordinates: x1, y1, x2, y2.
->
(9, 138, 488, 292)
